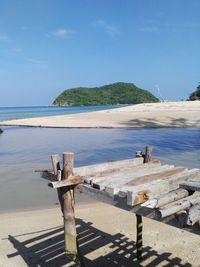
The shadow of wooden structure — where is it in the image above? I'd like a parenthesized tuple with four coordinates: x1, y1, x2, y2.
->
(7, 218, 193, 267)
(37, 146, 200, 266)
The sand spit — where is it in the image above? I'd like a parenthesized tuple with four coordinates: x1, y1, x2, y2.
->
(1, 202, 200, 266)
(0, 101, 200, 128)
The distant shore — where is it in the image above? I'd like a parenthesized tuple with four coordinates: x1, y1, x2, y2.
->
(0, 101, 200, 128)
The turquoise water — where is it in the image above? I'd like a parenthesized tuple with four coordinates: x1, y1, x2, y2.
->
(0, 105, 123, 121)
(0, 126, 199, 212)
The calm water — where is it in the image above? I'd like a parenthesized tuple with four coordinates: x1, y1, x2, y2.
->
(0, 105, 123, 121)
(0, 126, 199, 213)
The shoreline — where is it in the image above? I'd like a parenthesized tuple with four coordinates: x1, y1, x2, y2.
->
(0, 101, 200, 128)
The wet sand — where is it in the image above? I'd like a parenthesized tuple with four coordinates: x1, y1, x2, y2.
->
(1, 201, 200, 266)
(0, 101, 200, 128)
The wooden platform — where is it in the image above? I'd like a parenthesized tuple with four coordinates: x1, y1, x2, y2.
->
(72, 157, 200, 228)
(41, 150, 200, 263)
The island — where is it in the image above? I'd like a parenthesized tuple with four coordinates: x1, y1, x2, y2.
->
(53, 82, 159, 106)
(189, 84, 200, 100)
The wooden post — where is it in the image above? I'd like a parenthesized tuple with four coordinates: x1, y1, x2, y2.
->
(144, 146, 153, 163)
(51, 155, 63, 212)
(51, 153, 84, 266)
(136, 146, 152, 260)
(62, 152, 80, 261)
(136, 214, 143, 260)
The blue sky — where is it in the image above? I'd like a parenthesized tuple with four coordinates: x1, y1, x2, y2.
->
(0, 0, 200, 106)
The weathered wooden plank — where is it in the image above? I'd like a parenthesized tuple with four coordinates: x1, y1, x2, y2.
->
(180, 180, 200, 192)
(157, 193, 200, 218)
(48, 176, 84, 188)
(126, 167, 186, 187)
(92, 162, 166, 190)
(141, 188, 190, 208)
(186, 204, 200, 225)
(104, 165, 175, 195)
(84, 159, 161, 185)
(126, 169, 200, 206)
(74, 157, 144, 177)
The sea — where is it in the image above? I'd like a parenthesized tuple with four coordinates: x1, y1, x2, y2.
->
(0, 106, 199, 213)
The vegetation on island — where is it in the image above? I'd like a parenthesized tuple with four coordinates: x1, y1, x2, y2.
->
(53, 82, 159, 106)
(189, 84, 200, 100)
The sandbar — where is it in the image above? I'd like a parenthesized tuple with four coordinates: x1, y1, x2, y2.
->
(0, 101, 200, 128)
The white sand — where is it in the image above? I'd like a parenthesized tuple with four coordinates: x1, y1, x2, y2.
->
(0, 201, 200, 266)
(0, 101, 200, 128)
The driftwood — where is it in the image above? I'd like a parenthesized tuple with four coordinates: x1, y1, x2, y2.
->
(186, 204, 200, 225)
(157, 193, 200, 218)
(141, 188, 190, 208)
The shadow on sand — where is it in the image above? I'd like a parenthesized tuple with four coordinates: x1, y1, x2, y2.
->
(7, 218, 192, 267)
(122, 117, 200, 128)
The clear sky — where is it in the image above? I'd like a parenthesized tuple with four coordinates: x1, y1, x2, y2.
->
(0, 0, 200, 106)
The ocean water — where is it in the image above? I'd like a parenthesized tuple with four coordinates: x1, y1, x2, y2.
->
(0, 105, 123, 121)
(0, 126, 199, 213)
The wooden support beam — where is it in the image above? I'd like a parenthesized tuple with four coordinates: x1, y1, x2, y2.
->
(136, 146, 152, 261)
(136, 214, 143, 260)
(48, 176, 84, 188)
(51, 153, 83, 265)
(62, 152, 78, 258)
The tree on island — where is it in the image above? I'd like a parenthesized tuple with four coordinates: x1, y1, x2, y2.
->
(189, 84, 200, 100)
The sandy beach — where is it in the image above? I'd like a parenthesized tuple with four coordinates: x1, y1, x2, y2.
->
(1, 200, 200, 267)
(0, 101, 200, 128)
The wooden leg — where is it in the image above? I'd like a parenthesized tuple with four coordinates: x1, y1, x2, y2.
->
(62, 187, 77, 255)
(136, 214, 143, 260)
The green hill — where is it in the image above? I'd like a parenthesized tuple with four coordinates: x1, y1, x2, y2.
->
(189, 84, 200, 100)
(53, 82, 159, 106)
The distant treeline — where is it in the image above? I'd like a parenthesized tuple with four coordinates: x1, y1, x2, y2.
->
(53, 82, 159, 106)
